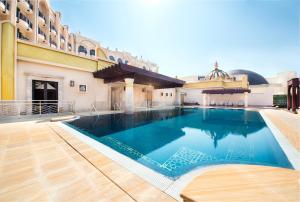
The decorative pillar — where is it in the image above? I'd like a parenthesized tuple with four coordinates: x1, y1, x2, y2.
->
(175, 88, 181, 106)
(203, 94, 207, 106)
(292, 85, 296, 113)
(124, 78, 134, 114)
(287, 85, 291, 110)
(244, 92, 249, 107)
(1, 22, 16, 100)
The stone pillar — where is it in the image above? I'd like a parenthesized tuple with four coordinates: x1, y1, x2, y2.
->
(175, 88, 181, 106)
(203, 94, 207, 106)
(244, 92, 249, 107)
(124, 78, 134, 114)
(287, 86, 291, 110)
(1, 22, 16, 100)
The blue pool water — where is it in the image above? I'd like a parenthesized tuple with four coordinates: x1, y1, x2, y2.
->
(65, 108, 293, 179)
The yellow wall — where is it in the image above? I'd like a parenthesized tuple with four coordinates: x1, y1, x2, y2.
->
(97, 47, 107, 60)
(1, 22, 15, 100)
(17, 42, 114, 72)
(18, 42, 99, 72)
(184, 77, 248, 89)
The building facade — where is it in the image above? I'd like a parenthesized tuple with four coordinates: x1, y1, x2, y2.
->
(0, 0, 179, 114)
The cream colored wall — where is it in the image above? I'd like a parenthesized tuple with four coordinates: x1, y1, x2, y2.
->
(248, 84, 284, 106)
(208, 94, 245, 105)
(181, 89, 204, 105)
(153, 88, 176, 106)
(17, 60, 109, 112)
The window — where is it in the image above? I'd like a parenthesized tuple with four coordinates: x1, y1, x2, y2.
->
(143, 66, 146, 70)
(125, 60, 129, 64)
(166, 93, 168, 96)
(79, 85, 87, 92)
(170, 93, 172, 96)
(78, 45, 87, 54)
(117, 58, 123, 64)
(161, 92, 163, 96)
(109, 55, 115, 61)
(90, 49, 95, 56)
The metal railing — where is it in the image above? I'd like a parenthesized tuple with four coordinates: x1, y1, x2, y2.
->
(0, 100, 75, 118)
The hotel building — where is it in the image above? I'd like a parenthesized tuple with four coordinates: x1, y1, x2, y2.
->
(0, 0, 298, 116)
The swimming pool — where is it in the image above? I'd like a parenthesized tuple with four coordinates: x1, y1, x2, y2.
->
(65, 108, 293, 179)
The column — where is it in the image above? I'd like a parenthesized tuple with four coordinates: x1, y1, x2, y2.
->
(292, 85, 296, 113)
(175, 88, 181, 106)
(124, 78, 134, 114)
(203, 94, 207, 106)
(287, 86, 291, 110)
(1, 22, 16, 100)
(244, 92, 249, 107)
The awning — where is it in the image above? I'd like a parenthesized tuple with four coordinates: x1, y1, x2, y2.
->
(202, 88, 251, 94)
(93, 63, 185, 89)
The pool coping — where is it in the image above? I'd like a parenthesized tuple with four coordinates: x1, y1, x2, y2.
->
(259, 110, 300, 170)
(57, 108, 300, 201)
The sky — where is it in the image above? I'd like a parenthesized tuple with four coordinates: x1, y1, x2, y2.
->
(51, 0, 300, 78)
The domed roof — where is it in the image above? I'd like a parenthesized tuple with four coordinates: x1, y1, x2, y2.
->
(206, 62, 231, 80)
(229, 69, 268, 85)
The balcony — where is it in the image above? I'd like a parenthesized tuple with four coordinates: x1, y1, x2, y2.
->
(49, 40, 57, 49)
(38, 10, 46, 26)
(60, 36, 65, 44)
(68, 43, 72, 51)
(50, 23, 57, 35)
(38, 27, 46, 42)
(0, 0, 10, 14)
(17, 0, 33, 14)
(17, 28, 29, 41)
(16, 10, 33, 32)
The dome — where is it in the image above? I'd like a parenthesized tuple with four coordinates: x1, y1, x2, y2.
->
(206, 62, 231, 80)
(229, 69, 268, 85)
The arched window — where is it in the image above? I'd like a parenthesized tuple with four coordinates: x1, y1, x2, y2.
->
(90, 49, 95, 56)
(125, 60, 129, 64)
(117, 58, 123, 64)
(143, 66, 146, 70)
(78, 45, 87, 54)
(109, 56, 115, 61)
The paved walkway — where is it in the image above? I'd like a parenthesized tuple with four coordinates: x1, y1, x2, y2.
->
(0, 121, 174, 201)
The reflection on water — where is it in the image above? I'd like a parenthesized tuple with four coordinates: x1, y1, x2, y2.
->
(66, 108, 293, 179)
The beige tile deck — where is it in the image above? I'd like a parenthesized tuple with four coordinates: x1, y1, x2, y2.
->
(181, 165, 300, 202)
(0, 109, 299, 201)
(0, 121, 174, 201)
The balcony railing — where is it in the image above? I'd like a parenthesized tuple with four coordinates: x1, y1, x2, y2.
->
(50, 23, 57, 34)
(68, 43, 72, 51)
(16, 9, 33, 30)
(60, 36, 65, 43)
(0, 100, 75, 118)
(17, 28, 29, 41)
(0, 0, 10, 13)
(49, 39, 57, 48)
(38, 27, 46, 40)
(38, 10, 46, 24)
(17, 0, 33, 12)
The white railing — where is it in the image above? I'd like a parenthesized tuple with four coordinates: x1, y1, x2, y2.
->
(0, 100, 75, 118)
(91, 101, 110, 112)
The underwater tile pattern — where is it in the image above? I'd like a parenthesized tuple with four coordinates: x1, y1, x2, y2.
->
(66, 108, 293, 179)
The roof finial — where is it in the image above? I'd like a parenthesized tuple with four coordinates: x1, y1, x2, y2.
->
(214, 61, 218, 69)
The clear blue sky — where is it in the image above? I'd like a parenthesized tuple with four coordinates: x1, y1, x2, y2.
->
(51, 0, 300, 77)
